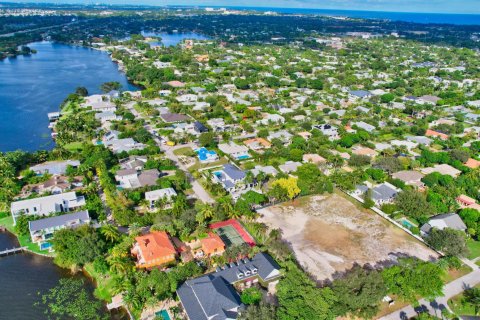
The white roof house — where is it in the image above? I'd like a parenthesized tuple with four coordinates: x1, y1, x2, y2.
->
(11, 192, 86, 225)
(218, 142, 250, 158)
(145, 188, 177, 209)
(420, 213, 467, 235)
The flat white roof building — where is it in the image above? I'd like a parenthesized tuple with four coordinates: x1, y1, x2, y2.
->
(11, 192, 86, 225)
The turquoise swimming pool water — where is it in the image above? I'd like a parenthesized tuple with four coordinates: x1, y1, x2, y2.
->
(155, 309, 171, 320)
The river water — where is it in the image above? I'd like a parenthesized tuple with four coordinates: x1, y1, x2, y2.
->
(0, 41, 137, 152)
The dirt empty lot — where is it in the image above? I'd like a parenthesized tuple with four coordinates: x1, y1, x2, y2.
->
(258, 193, 438, 281)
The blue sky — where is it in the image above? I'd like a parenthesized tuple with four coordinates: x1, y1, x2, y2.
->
(8, 0, 480, 14)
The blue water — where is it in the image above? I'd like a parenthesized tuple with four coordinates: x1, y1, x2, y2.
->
(237, 155, 251, 160)
(155, 309, 171, 320)
(141, 31, 210, 47)
(0, 41, 137, 152)
(195, 147, 217, 161)
(205, 6, 480, 25)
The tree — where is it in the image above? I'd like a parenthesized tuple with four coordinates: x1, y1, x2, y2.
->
(38, 278, 105, 320)
(395, 189, 433, 219)
(382, 258, 444, 303)
(241, 287, 262, 305)
(277, 261, 336, 320)
(239, 302, 277, 320)
(75, 87, 89, 96)
(295, 164, 333, 196)
(100, 81, 121, 93)
(332, 266, 387, 318)
(349, 154, 371, 167)
(198, 132, 216, 148)
(52, 226, 105, 268)
(100, 224, 121, 243)
(363, 189, 375, 209)
(270, 177, 301, 201)
(464, 288, 480, 315)
(426, 228, 469, 257)
(381, 93, 395, 103)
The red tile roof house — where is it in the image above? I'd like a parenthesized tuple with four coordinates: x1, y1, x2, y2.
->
(456, 195, 480, 211)
(131, 231, 177, 268)
(425, 129, 449, 141)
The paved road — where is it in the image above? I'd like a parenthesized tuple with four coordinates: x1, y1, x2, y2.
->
(125, 102, 214, 204)
(380, 267, 480, 320)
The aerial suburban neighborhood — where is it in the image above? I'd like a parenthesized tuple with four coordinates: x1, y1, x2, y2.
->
(0, 2, 480, 320)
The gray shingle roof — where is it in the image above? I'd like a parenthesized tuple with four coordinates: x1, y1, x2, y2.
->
(29, 210, 90, 232)
(177, 253, 280, 320)
(223, 164, 246, 181)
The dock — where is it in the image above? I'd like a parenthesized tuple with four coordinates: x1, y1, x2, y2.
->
(0, 247, 27, 257)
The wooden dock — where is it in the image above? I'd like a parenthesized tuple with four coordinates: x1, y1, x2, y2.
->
(0, 247, 27, 256)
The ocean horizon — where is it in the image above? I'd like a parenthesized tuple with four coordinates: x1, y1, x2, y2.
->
(200, 6, 480, 26)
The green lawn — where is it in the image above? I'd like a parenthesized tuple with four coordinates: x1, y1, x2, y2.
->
(63, 141, 85, 152)
(173, 146, 194, 156)
(467, 239, 480, 259)
(448, 284, 480, 317)
(83, 263, 115, 302)
(188, 157, 229, 172)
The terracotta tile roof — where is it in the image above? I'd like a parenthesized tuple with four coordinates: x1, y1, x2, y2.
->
(425, 129, 449, 140)
(134, 231, 176, 263)
(201, 232, 225, 255)
(465, 158, 480, 169)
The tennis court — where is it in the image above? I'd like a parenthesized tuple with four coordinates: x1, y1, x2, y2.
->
(215, 225, 245, 247)
(210, 219, 256, 247)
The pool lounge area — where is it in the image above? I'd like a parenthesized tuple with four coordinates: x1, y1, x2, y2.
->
(236, 154, 251, 160)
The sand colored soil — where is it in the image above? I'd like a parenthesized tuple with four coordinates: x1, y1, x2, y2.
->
(258, 193, 438, 281)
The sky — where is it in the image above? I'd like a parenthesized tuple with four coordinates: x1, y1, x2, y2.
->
(7, 0, 480, 14)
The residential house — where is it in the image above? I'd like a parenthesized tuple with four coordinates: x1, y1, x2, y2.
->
(303, 154, 326, 165)
(349, 90, 372, 100)
(213, 164, 250, 193)
(312, 124, 340, 140)
(160, 113, 191, 123)
(371, 183, 398, 205)
(22, 175, 83, 196)
(418, 95, 441, 105)
(30, 160, 80, 175)
(352, 146, 377, 158)
(177, 253, 281, 320)
(391, 171, 425, 188)
(131, 231, 177, 268)
(425, 129, 449, 141)
(29, 210, 91, 245)
(352, 121, 376, 133)
(256, 113, 285, 125)
(199, 232, 225, 257)
(465, 158, 480, 169)
(420, 213, 467, 236)
(406, 135, 432, 146)
(11, 192, 86, 225)
(115, 169, 160, 189)
(145, 188, 177, 210)
(421, 164, 461, 178)
(250, 165, 279, 177)
(268, 130, 293, 145)
(279, 161, 302, 174)
(218, 142, 250, 160)
(95, 111, 120, 124)
(456, 194, 480, 211)
(119, 156, 148, 171)
(104, 138, 146, 154)
(243, 138, 272, 152)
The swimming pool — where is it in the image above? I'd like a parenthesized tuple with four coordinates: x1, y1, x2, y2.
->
(236, 154, 251, 160)
(400, 218, 416, 229)
(155, 309, 171, 320)
(195, 147, 218, 162)
(40, 242, 52, 251)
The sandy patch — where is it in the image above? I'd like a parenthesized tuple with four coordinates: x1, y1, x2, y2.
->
(258, 193, 438, 281)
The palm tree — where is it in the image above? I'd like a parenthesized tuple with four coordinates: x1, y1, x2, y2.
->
(108, 256, 133, 275)
(464, 288, 480, 315)
(101, 224, 121, 243)
(199, 204, 215, 221)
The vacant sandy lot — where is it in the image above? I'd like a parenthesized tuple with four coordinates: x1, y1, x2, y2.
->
(258, 193, 438, 281)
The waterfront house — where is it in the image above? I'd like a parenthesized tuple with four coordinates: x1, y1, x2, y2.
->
(177, 252, 281, 320)
(30, 160, 80, 175)
(29, 210, 91, 245)
(131, 231, 177, 268)
(11, 192, 86, 225)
